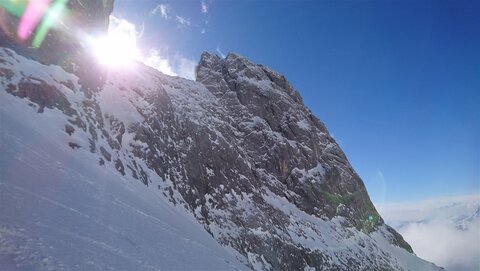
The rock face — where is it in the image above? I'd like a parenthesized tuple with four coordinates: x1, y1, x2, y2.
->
(0, 2, 443, 270)
(196, 52, 379, 230)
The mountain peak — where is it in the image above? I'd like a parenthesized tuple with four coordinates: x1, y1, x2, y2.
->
(196, 51, 303, 106)
(225, 51, 248, 61)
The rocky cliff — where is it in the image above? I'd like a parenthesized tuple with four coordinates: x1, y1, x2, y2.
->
(0, 1, 442, 270)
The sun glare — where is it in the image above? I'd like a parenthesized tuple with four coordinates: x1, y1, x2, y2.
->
(89, 18, 140, 68)
(91, 34, 139, 68)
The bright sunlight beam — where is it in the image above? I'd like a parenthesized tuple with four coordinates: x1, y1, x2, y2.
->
(89, 16, 140, 68)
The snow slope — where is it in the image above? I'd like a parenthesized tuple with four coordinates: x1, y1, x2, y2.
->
(0, 53, 247, 270)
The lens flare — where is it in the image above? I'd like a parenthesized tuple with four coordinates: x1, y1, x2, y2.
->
(1, 0, 69, 47)
(1, 1, 138, 67)
(32, 0, 68, 48)
(17, 0, 52, 41)
(1, 0, 29, 17)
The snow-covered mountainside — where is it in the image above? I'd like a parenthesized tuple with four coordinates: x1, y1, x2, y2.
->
(0, 48, 247, 271)
(0, 3, 445, 267)
(0, 45, 443, 270)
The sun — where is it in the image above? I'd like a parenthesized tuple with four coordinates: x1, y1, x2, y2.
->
(90, 33, 140, 68)
(89, 18, 140, 68)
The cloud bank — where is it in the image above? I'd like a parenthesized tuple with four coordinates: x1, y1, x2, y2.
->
(377, 195, 480, 271)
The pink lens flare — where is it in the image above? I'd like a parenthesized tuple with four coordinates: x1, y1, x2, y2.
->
(17, 0, 52, 41)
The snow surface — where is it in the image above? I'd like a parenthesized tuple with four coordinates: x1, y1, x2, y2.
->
(261, 190, 440, 270)
(296, 119, 312, 131)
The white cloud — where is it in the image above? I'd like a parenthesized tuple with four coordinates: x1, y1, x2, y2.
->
(173, 53, 197, 80)
(201, 1, 208, 14)
(175, 15, 190, 27)
(377, 194, 480, 271)
(143, 49, 177, 77)
(400, 220, 480, 271)
(143, 50, 196, 80)
(377, 194, 480, 223)
(150, 3, 192, 29)
(151, 4, 170, 19)
(109, 16, 141, 42)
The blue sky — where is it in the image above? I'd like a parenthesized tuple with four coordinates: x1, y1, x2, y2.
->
(112, 0, 479, 203)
